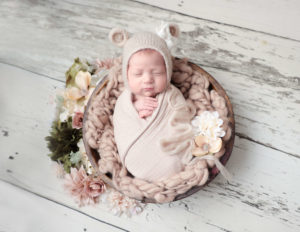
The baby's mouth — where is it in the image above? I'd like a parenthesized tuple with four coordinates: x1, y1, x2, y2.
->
(143, 87, 154, 91)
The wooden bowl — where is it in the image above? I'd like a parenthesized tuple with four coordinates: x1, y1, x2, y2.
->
(82, 60, 235, 203)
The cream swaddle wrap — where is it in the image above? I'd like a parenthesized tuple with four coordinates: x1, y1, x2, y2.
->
(113, 84, 194, 182)
(110, 26, 194, 182)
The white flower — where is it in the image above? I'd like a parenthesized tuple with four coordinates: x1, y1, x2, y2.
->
(191, 111, 225, 139)
(104, 189, 145, 217)
(192, 135, 222, 156)
(77, 139, 85, 153)
(65, 71, 92, 101)
(77, 139, 94, 175)
(73, 103, 85, 114)
(59, 107, 69, 122)
(75, 71, 91, 91)
(191, 111, 225, 156)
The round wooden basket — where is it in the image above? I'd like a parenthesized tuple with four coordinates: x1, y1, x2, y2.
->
(82, 59, 235, 203)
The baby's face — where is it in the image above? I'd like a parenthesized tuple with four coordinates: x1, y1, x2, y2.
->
(127, 49, 167, 98)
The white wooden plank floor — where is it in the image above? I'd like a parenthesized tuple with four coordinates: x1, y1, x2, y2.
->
(1, 0, 299, 231)
(136, 0, 300, 41)
(0, 181, 126, 232)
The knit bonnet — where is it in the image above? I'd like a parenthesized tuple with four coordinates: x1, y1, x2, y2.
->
(108, 24, 180, 89)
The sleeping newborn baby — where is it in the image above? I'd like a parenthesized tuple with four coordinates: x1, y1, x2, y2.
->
(113, 30, 194, 182)
(128, 49, 164, 119)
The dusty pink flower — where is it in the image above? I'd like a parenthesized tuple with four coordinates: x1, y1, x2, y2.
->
(72, 112, 84, 129)
(95, 58, 114, 70)
(106, 190, 144, 216)
(64, 166, 106, 206)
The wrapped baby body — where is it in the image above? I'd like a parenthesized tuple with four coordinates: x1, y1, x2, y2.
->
(111, 29, 195, 182)
(113, 84, 194, 182)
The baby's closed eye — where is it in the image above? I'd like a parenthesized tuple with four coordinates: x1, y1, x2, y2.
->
(152, 70, 165, 75)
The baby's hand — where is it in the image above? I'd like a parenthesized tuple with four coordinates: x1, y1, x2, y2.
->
(134, 97, 158, 118)
(138, 110, 154, 118)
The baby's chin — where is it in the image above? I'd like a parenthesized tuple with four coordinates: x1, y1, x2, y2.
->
(143, 91, 156, 97)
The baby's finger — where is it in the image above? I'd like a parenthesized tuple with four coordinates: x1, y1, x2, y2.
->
(144, 99, 158, 106)
(145, 97, 158, 103)
(144, 101, 158, 108)
(141, 105, 156, 110)
(143, 104, 157, 111)
(139, 110, 153, 118)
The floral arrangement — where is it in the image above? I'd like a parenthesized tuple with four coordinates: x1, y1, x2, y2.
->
(191, 111, 225, 156)
(45, 57, 227, 215)
(45, 58, 144, 216)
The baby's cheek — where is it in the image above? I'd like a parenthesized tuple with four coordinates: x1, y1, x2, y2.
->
(128, 79, 139, 92)
(156, 77, 167, 91)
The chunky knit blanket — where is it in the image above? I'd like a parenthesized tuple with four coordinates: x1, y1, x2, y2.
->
(84, 57, 232, 203)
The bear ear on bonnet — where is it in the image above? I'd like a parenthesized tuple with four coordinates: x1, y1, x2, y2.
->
(168, 23, 180, 38)
(156, 22, 180, 49)
(108, 23, 180, 49)
(108, 28, 129, 47)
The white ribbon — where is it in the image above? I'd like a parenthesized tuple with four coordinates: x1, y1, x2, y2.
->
(199, 154, 233, 182)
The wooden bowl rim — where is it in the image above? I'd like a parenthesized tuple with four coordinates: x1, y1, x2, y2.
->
(82, 59, 235, 203)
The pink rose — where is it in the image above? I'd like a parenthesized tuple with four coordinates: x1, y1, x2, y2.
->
(64, 166, 106, 206)
(72, 112, 84, 129)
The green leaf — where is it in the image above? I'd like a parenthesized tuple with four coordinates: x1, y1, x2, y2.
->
(45, 117, 82, 164)
(58, 154, 73, 173)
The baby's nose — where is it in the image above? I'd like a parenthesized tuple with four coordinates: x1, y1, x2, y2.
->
(144, 73, 154, 83)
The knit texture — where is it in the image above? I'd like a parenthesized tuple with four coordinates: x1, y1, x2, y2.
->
(122, 32, 173, 89)
(84, 57, 232, 203)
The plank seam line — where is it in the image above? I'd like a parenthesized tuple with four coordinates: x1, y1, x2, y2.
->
(236, 132, 299, 159)
(197, 63, 300, 91)
(0, 60, 64, 84)
(0, 179, 130, 232)
(131, 0, 300, 43)
(206, 222, 232, 232)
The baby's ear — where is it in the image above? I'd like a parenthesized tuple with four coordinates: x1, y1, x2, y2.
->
(168, 23, 180, 38)
(108, 28, 129, 47)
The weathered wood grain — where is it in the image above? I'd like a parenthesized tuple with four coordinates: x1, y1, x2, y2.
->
(0, 0, 299, 157)
(1, 63, 299, 231)
(0, 181, 127, 232)
(203, 66, 300, 158)
(135, 0, 300, 41)
(1, 0, 299, 231)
